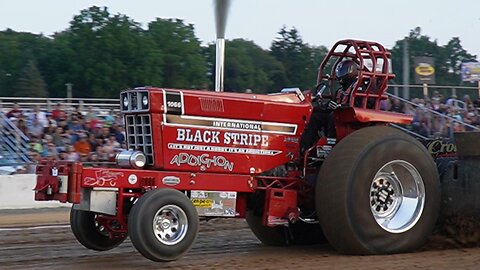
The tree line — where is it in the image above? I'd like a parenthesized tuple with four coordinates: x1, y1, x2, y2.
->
(0, 6, 477, 98)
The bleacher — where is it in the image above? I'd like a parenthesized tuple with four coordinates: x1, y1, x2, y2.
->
(0, 113, 30, 171)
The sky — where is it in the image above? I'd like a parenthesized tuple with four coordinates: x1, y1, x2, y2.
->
(0, 0, 479, 59)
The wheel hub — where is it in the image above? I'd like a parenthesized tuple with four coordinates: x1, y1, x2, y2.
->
(158, 219, 171, 230)
(371, 177, 397, 215)
(369, 160, 425, 234)
(152, 205, 188, 245)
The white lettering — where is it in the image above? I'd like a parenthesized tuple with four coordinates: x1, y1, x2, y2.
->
(176, 129, 269, 147)
(176, 129, 185, 141)
(176, 129, 221, 144)
(167, 101, 181, 108)
(240, 133, 248, 145)
(261, 135, 269, 147)
(170, 153, 234, 171)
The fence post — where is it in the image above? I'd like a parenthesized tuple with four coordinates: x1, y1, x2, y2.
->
(65, 83, 73, 105)
(478, 81, 480, 98)
(423, 83, 429, 98)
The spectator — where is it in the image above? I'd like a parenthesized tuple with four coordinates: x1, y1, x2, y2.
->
(85, 106, 96, 123)
(74, 133, 92, 156)
(51, 103, 67, 122)
(389, 98, 404, 113)
(103, 109, 116, 127)
(463, 94, 473, 111)
(114, 112, 123, 126)
(26, 150, 42, 173)
(71, 106, 84, 121)
(109, 134, 121, 149)
(28, 118, 44, 139)
(6, 103, 23, 119)
(88, 133, 99, 152)
(66, 145, 80, 162)
(445, 94, 458, 108)
(113, 124, 125, 145)
(44, 115, 57, 135)
(17, 118, 28, 135)
(52, 127, 66, 149)
(87, 152, 100, 167)
(58, 150, 68, 161)
(67, 118, 84, 144)
(29, 136, 43, 153)
(28, 105, 48, 128)
(44, 142, 59, 159)
(97, 127, 111, 140)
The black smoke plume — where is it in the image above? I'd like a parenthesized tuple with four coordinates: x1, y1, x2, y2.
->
(214, 0, 231, 38)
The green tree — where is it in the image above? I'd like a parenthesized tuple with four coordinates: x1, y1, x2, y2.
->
(270, 27, 327, 90)
(204, 39, 287, 93)
(147, 18, 208, 89)
(51, 6, 164, 98)
(14, 60, 48, 97)
(0, 29, 50, 96)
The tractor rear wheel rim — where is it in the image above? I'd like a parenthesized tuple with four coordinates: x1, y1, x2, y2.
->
(152, 204, 188, 245)
(369, 160, 425, 233)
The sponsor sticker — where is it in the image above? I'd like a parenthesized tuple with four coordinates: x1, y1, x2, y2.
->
(170, 153, 234, 171)
(83, 170, 124, 187)
(128, 174, 138, 185)
(190, 190, 237, 217)
(162, 176, 181, 186)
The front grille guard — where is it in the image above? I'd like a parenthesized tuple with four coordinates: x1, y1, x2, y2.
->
(125, 114, 154, 165)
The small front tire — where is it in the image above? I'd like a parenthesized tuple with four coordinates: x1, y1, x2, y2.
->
(70, 207, 126, 251)
(128, 188, 199, 262)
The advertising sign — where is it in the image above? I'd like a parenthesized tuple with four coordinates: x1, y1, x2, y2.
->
(414, 56, 436, 84)
(461, 62, 480, 82)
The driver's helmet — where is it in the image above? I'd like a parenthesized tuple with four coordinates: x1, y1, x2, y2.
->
(336, 59, 359, 88)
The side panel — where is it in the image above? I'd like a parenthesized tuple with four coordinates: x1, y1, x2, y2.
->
(157, 89, 311, 175)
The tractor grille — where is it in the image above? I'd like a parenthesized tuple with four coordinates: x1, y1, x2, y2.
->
(125, 114, 154, 165)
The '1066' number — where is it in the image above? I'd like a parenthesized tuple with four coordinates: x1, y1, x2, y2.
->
(167, 101, 181, 108)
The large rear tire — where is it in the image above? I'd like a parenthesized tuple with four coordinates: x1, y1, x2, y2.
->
(128, 189, 199, 262)
(70, 207, 126, 251)
(316, 126, 440, 254)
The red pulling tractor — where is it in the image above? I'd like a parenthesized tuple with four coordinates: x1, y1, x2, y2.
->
(34, 40, 480, 261)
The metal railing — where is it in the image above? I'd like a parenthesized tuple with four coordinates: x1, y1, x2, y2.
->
(0, 97, 120, 114)
(388, 84, 480, 100)
(0, 113, 30, 164)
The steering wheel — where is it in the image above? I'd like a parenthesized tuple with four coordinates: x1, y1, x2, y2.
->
(314, 82, 332, 100)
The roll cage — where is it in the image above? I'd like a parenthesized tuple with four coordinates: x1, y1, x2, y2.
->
(316, 39, 395, 110)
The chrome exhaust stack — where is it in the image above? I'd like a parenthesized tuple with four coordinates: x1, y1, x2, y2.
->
(213, 0, 231, 92)
(215, 38, 225, 92)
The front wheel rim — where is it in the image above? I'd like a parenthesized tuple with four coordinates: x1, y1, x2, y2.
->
(369, 160, 425, 233)
(152, 204, 189, 245)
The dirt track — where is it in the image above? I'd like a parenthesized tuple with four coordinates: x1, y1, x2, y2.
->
(1, 208, 480, 270)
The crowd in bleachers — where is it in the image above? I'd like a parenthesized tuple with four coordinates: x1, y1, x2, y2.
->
(5, 103, 125, 173)
(380, 92, 480, 138)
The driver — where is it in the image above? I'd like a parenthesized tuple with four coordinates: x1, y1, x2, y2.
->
(299, 59, 359, 156)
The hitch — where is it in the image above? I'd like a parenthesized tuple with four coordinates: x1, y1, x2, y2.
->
(263, 188, 298, 227)
(34, 161, 82, 204)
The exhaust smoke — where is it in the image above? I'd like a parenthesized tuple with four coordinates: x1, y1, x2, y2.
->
(213, 0, 231, 92)
(214, 0, 231, 39)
